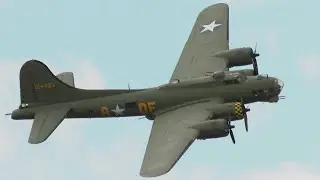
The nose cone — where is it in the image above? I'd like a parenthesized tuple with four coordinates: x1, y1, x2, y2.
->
(276, 78, 284, 90)
(275, 78, 284, 93)
(276, 78, 284, 88)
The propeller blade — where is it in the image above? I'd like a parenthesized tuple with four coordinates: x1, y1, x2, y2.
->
(249, 45, 259, 76)
(227, 119, 236, 144)
(252, 57, 259, 75)
(230, 128, 235, 144)
(244, 113, 248, 132)
(254, 42, 257, 53)
(253, 43, 260, 57)
(241, 98, 249, 132)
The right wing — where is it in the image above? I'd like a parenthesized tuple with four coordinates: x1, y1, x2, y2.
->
(170, 3, 229, 82)
(140, 99, 222, 177)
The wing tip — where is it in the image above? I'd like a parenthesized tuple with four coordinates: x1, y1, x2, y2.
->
(140, 163, 174, 178)
(28, 139, 42, 144)
(140, 168, 171, 178)
(28, 136, 46, 144)
(201, 3, 229, 12)
(198, 3, 229, 21)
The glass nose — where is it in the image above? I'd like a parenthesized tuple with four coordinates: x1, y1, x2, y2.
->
(275, 78, 284, 90)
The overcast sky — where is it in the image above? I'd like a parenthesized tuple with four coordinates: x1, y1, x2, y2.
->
(0, 0, 319, 179)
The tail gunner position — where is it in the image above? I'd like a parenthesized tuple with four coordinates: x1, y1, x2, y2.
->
(7, 3, 284, 178)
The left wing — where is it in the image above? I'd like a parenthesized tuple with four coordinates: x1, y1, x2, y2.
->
(140, 100, 220, 177)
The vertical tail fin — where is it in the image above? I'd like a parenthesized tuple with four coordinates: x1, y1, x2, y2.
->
(20, 60, 77, 105)
(19, 60, 139, 106)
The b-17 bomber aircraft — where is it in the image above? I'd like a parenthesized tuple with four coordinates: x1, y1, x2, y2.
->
(7, 3, 284, 178)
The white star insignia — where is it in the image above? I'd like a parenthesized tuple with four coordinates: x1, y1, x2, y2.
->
(200, 20, 222, 33)
(111, 104, 125, 116)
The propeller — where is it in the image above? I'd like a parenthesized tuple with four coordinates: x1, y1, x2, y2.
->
(249, 43, 260, 76)
(227, 120, 236, 144)
(240, 98, 250, 132)
(229, 127, 235, 144)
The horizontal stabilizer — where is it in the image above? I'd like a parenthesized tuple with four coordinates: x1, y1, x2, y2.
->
(56, 72, 75, 87)
(29, 107, 70, 144)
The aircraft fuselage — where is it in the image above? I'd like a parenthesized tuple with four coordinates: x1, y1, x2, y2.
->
(11, 75, 282, 120)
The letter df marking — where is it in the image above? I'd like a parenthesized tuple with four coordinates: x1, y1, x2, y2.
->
(138, 102, 156, 114)
(147, 102, 156, 113)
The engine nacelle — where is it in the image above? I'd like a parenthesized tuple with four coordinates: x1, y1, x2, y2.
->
(190, 102, 248, 140)
(190, 119, 229, 139)
(209, 102, 245, 121)
(213, 47, 254, 68)
(190, 119, 227, 131)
